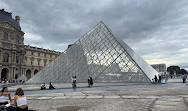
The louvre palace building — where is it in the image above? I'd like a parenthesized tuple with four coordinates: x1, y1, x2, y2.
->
(0, 9, 61, 82)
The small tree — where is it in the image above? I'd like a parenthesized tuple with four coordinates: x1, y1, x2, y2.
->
(167, 66, 181, 74)
(180, 69, 188, 74)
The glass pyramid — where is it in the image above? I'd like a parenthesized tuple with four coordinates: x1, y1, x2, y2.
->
(27, 22, 158, 83)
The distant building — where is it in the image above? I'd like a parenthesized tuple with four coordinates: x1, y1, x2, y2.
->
(0, 9, 61, 81)
(151, 64, 167, 74)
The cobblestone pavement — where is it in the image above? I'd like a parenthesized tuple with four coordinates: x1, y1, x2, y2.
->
(26, 85, 188, 110)
(2, 79, 188, 111)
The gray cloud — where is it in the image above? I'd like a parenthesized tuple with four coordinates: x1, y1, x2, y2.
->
(1, 0, 188, 68)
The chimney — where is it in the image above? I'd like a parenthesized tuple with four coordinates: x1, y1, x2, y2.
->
(15, 16, 20, 25)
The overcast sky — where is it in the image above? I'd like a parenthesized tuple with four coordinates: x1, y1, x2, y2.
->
(1, 0, 188, 69)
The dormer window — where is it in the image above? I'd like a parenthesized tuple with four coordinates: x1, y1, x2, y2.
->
(16, 35, 19, 44)
(3, 32, 8, 41)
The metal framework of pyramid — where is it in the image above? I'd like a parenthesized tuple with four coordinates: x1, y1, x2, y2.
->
(16, 74, 27, 82)
(27, 22, 158, 83)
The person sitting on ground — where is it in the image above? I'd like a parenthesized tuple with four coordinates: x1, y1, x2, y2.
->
(41, 83, 46, 90)
(49, 82, 55, 90)
(0, 87, 12, 106)
(0, 87, 14, 111)
(0, 87, 16, 111)
(13, 88, 28, 111)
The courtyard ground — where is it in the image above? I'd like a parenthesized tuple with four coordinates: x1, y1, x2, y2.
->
(1, 78, 188, 111)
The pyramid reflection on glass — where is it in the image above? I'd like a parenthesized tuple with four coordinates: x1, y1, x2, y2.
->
(27, 22, 158, 83)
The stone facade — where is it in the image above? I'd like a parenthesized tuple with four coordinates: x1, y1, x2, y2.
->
(0, 9, 61, 81)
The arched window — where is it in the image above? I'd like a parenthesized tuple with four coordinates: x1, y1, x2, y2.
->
(3, 32, 8, 41)
(16, 35, 19, 44)
(3, 53, 9, 62)
(44, 59, 47, 66)
(26, 69, 31, 79)
(34, 70, 38, 75)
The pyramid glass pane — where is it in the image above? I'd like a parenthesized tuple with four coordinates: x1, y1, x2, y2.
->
(27, 22, 158, 83)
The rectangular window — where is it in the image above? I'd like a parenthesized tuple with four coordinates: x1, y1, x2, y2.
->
(25, 58, 27, 64)
(16, 35, 19, 44)
(3, 53, 9, 62)
(44, 54, 46, 57)
(32, 52, 34, 55)
(38, 52, 40, 56)
(38, 60, 40, 66)
(30, 58, 34, 65)
(4, 32, 8, 41)
(16, 56, 19, 63)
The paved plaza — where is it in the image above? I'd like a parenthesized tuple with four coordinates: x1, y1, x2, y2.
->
(1, 78, 188, 111)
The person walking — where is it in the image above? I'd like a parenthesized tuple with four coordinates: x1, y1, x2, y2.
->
(72, 76, 77, 88)
(158, 74, 162, 84)
(154, 75, 158, 84)
(182, 74, 186, 83)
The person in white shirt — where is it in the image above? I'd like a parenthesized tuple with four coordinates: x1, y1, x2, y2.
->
(14, 88, 28, 111)
(41, 83, 46, 90)
(71, 76, 77, 88)
(0, 87, 12, 106)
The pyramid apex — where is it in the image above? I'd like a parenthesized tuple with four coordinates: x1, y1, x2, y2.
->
(99, 21, 105, 24)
